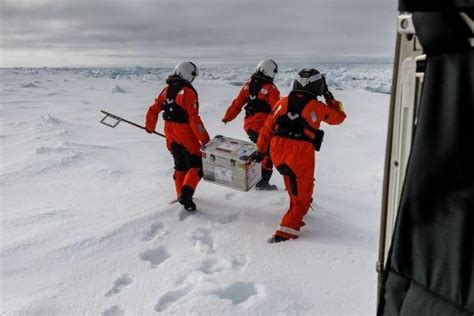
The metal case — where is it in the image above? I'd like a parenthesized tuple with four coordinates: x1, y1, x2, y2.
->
(201, 135, 261, 191)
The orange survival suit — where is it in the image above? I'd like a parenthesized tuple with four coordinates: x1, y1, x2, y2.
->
(257, 91, 346, 239)
(222, 73, 280, 185)
(146, 75, 210, 200)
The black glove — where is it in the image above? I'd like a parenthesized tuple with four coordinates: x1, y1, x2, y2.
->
(253, 151, 265, 163)
(322, 76, 334, 101)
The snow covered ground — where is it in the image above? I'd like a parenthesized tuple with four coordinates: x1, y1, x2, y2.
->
(1, 64, 390, 315)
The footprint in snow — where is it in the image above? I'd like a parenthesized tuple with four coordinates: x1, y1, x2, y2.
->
(139, 246, 171, 268)
(105, 274, 133, 297)
(190, 228, 214, 254)
(178, 209, 191, 222)
(215, 212, 240, 224)
(143, 222, 168, 241)
(154, 285, 194, 312)
(199, 255, 247, 275)
(225, 192, 237, 200)
(210, 282, 261, 305)
(101, 305, 124, 316)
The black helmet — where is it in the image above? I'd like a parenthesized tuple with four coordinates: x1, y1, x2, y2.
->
(292, 68, 326, 96)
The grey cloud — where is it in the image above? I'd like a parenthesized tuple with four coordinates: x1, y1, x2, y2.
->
(0, 0, 397, 66)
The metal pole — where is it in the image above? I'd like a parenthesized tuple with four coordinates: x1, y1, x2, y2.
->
(100, 110, 165, 138)
(377, 32, 402, 305)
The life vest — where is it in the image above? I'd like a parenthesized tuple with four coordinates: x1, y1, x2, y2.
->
(274, 90, 325, 151)
(161, 76, 197, 124)
(244, 74, 273, 118)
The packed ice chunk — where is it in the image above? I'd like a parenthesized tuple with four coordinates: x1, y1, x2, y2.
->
(110, 85, 127, 93)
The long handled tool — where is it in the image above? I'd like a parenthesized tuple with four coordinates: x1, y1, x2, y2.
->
(99, 110, 165, 138)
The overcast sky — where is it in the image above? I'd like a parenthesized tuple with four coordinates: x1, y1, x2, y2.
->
(0, 0, 397, 67)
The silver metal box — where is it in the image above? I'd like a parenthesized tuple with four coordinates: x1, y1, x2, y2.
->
(201, 135, 261, 191)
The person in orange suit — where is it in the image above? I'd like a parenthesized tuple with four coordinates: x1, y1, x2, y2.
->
(222, 59, 281, 190)
(256, 68, 346, 243)
(145, 61, 210, 211)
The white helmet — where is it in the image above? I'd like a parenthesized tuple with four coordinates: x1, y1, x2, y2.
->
(173, 61, 199, 83)
(256, 59, 278, 79)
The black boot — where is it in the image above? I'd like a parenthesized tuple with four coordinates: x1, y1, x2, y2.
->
(256, 179, 277, 190)
(256, 169, 278, 191)
(267, 235, 289, 243)
(179, 186, 196, 211)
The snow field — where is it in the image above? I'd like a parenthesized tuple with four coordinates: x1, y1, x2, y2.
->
(1, 65, 390, 315)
